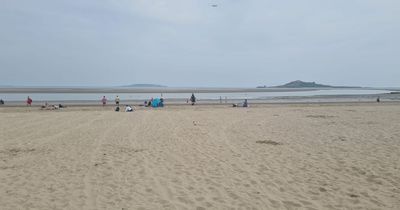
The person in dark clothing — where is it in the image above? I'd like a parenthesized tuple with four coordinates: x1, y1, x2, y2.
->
(0, 99, 4, 105)
(243, 99, 248, 107)
(190, 93, 196, 105)
(159, 98, 164, 107)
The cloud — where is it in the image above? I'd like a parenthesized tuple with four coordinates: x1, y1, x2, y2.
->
(107, 0, 209, 24)
(0, 0, 400, 86)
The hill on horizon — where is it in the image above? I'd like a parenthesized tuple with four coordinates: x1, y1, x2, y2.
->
(256, 80, 361, 88)
(274, 80, 331, 88)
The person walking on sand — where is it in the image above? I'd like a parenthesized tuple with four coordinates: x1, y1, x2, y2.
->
(26, 96, 32, 106)
(115, 95, 120, 105)
(101, 96, 107, 106)
(190, 93, 196, 105)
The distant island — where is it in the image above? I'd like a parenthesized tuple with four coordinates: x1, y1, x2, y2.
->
(123, 84, 167, 88)
(257, 80, 360, 88)
(275, 80, 331, 88)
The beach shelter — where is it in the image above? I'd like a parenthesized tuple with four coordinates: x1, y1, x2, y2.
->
(152, 98, 161, 108)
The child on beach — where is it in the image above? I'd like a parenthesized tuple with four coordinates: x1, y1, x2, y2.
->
(147, 98, 153, 107)
(125, 105, 133, 112)
(115, 95, 120, 105)
(101, 96, 107, 106)
(26, 96, 32, 106)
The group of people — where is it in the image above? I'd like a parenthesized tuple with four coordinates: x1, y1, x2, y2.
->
(0, 94, 384, 108)
(101, 95, 167, 111)
(233, 99, 249, 108)
(101, 95, 121, 106)
(104, 95, 135, 112)
(0, 96, 33, 106)
(187, 93, 248, 107)
(21, 94, 248, 108)
(41, 102, 65, 110)
(115, 105, 134, 112)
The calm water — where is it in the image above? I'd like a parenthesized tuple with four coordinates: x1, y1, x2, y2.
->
(0, 89, 390, 101)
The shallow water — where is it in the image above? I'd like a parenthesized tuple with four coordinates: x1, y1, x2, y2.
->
(0, 89, 390, 101)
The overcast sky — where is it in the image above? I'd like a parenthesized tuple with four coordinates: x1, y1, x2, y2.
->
(1, 0, 399, 87)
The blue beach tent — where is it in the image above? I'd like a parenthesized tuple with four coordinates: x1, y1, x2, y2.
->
(152, 98, 161, 108)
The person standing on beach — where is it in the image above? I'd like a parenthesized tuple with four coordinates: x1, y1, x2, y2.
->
(243, 99, 248, 107)
(115, 95, 120, 105)
(147, 98, 153, 107)
(101, 96, 107, 106)
(190, 93, 196, 105)
(26, 96, 32, 106)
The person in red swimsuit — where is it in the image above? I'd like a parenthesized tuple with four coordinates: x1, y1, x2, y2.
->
(27, 96, 33, 106)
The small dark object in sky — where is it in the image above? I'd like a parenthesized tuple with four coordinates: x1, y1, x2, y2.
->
(212, 4, 218, 7)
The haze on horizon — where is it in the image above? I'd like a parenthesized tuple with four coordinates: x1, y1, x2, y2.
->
(1, 0, 399, 88)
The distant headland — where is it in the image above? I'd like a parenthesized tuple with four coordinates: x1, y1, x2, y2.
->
(257, 80, 361, 88)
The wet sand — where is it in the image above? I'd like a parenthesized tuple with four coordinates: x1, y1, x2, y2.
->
(0, 103, 399, 209)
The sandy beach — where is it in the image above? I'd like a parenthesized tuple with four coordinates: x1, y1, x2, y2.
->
(0, 103, 399, 209)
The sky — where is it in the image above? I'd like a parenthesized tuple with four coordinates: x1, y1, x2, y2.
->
(1, 0, 399, 87)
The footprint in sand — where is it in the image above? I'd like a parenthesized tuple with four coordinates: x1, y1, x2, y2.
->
(283, 200, 302, 208)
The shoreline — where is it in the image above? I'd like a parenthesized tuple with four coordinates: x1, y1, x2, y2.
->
(0, 93, 399, 107)
(1, 101, 400, 111)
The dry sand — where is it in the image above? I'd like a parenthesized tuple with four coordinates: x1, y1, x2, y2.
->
(0, 103, 399, 209)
